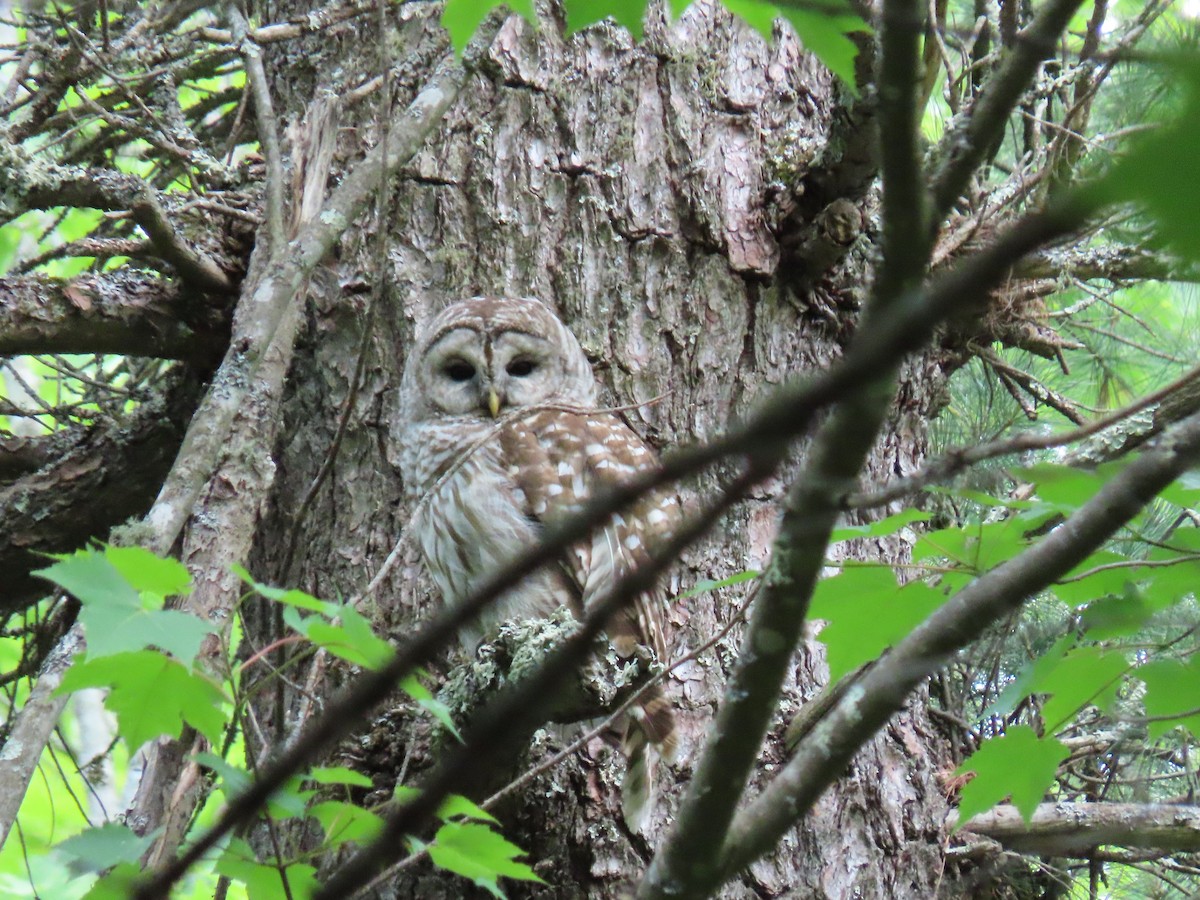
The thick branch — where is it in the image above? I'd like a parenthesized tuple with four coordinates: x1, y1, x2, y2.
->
(957, 803, 1200, 857)
(0, 272, 225, 361)
(0, 626, 82, 848)
(1015, 243, 1198, 283)
(0, 433, 58, 480)
(877, 0, 930, 296)
(0, 149, 233, 294)
(133, 186, 1102, 899)
(718, 408, 1200, 880)
(141, 31, 482, 556)
(0, 383, 193, 612)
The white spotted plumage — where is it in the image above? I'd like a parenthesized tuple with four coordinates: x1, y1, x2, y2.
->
(394, 296, 679, 827)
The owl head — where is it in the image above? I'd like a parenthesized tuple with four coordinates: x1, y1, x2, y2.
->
(399, 297, 599, 422)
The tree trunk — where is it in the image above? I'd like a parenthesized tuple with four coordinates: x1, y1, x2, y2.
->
(246, 2, 952, 895)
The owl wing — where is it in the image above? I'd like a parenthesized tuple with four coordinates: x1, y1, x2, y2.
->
(499, 408, 681, 829)
(497, 409, 679, 661)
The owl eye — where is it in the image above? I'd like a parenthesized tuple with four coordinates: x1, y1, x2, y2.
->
(443, 360, 476, 382)
(506, 359, 537, 377)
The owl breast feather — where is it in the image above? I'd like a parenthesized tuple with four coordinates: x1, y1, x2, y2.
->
(414, 434, 572, 651)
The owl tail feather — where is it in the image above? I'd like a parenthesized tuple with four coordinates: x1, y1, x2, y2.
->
(621, 687, 677, 832)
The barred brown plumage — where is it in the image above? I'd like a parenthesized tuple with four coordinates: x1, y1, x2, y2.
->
(394, 296, 680, 829)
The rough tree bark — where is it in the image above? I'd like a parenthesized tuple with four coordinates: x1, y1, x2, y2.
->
(19, 0, 1192, 897)
(238, 2, 950, 896)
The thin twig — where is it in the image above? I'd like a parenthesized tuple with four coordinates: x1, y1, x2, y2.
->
(846, 361, 1200, 508)
(362, 579, 765, 893)
(226, 4, 285, 245)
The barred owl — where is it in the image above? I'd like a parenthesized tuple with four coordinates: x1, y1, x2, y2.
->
(395, 296, 679, 826)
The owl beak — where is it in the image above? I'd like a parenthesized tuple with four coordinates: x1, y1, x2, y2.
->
(487, 386, 502, 418)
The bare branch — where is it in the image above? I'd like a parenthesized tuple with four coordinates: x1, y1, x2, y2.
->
(225, 4, 285, 246)
(930, 0, 1088, 223)
(0, 272, 224, 361)
(0, 382, 193, 613)
(846, 360, 1200, 508)
(0, 626, 83, 848)
(196, 0, 375, 46)
(3, 153, 234, 294)
(1015, 244, 1198, 283)
(958, 803, 1200, 857)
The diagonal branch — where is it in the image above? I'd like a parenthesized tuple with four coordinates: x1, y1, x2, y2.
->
(226, 3, 285, 245)
(845, 360, 1200, 508)
(4, 154, 234, 295)
(929, 0, 1088, 224)
(0, 625, 83, 848)
(717, 408, 1200, 880)
(140, 29, 490, 557)
(1014, 243, 1199, 283)
(309, 468, 765, 899)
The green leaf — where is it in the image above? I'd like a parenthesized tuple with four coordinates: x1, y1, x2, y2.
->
(830, 508, 929, 543)
(216, 838, 318, 900)
(1144, 533, 1200, 603)
(309, 766, 374, 788)
(337, 605, 395, 668)
(393, 786, 497, 823)
(982, 634, 1074, 722)
(55, 824, 157, 875)
(809, 567, 944, 681)
(80, 862, 141, 900)
(93, 608, 214, 665)
(195, 749, 309, 827)
(721, 0, 779, 42)
(428, 821, 543, 897)
(1051, 551, 1134, 606)
(1037, 647, 1127, 733)
(439, 794, 500, 824)
(1078, 586, 1156, 640)
(1136, 658, 1200, 741)
(57, 651, 229, 748)
(103, 546, 191, 597)
(193, 750, 251, 795)
(955, 726, 1068, 825)
(310, 801, 384, 847)
(442, 0, 536, 57)
(914, 513, 1049, 585)
(1019, 461, 1124, 514)
(36, 549, 213, 663)
(777, 2, 870, 91)
(403, 675, 464, 741)
(1160, 471, 1200, 509)
(233, 565, 330, 612)
(305, 609, 393, 670)
(681, 570, 760, 598)
(37, 549, 139, 611)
